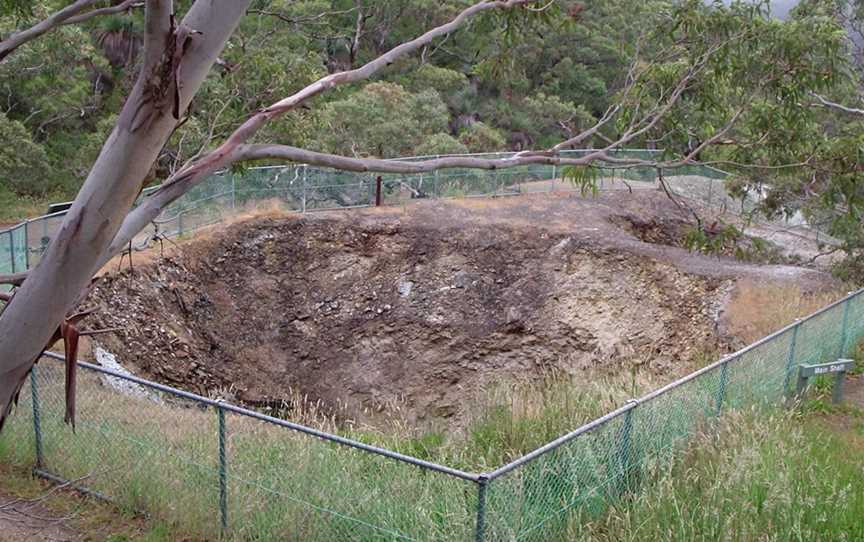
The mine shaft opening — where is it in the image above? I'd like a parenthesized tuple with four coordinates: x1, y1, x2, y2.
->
(88, 194, 742, 433)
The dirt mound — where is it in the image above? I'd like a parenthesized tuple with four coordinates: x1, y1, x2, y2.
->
(89, 207, 727, 427)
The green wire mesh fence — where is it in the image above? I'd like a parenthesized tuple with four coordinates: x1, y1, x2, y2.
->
(479, 289, 863, 542)
(3, 148, 755, 278)
(1, 286, 862, 540)
(2, 148, 838, 288)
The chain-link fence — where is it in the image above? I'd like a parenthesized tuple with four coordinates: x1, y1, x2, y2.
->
(2, 285, 862, 540)
(4, 148, 756, 278)
(0, 221, 28, 278)
(0, 352, 481, 541)
(0, 149, 841, 280)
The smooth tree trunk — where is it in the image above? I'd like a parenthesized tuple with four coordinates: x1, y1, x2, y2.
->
(0, 0, 252, 427)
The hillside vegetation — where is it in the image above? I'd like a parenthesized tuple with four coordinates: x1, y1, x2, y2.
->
(0, 0, 643, 211)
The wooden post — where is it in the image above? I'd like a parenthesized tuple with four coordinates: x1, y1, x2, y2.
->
(375, 176, 383, 206)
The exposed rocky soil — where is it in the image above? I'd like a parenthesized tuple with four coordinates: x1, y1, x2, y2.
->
(0, 464, 154, 542)
(86, 190, 832, 427)
(0, 490, 78, 542)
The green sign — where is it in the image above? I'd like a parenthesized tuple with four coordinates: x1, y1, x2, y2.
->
(799, 360, 854, 378)
(796, 359, 853, 404)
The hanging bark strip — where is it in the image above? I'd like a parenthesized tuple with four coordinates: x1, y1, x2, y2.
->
(0, 293, 91, 431)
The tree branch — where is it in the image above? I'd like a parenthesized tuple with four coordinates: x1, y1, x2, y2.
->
(810, 92, 864, 116)
(550, 104, 620, 151)
(247, 6, 358, 26)
(1, 1, 97, 62)
(159, 0, 534, 192)
(100, 0, 534, 260)
(64, 0, 143, 25)
(0, 0, 142, 63)
(0, 273, 26, 287)
(234, 143, 612, 173)
(806, 246, 844, 264)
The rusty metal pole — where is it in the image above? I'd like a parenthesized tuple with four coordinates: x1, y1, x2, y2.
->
(375, 176, 383, 206)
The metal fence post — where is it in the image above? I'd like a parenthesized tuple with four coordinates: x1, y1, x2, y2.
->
(302, 166, 307, 213)
(783, 324, 800, 398)
(177, 212, 184, 237)
(839, 298, 851, 358)
(9, 232, 15, 274)
(217, 403, 228, 535)
(30, 366, 44, 470)
(22, 223, 30, 270)
(616, 401, 637, 496)
(374, 176, 383, 207)
(715, 361, 729, 417)
(833, 369, 846, 404)
(796, 366, 808, 397)
(707, 178, 714, 207)
(474, 476, 488, 542)
(432, 171, 440, 199)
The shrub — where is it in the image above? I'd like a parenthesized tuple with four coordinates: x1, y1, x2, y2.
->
(0, 112, 54, 197)
(458, 122, 506, 152)
(412, 133, 469, 157)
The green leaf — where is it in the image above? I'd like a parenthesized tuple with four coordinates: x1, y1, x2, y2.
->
(562, 165, 600, 197)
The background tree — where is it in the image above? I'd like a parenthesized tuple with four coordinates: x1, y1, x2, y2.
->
(708, 0, 864, 280)
(313, 81, 449, 157)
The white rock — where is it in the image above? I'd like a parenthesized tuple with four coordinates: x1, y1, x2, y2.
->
(398, 280, 414, 297)
(95, 346, 162, 404)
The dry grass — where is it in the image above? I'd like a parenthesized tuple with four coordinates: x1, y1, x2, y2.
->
(4, 286, 863, 540)
(218, 198, 293, 227)
(0, 358, 668, 541)
(0, 362, 481, 541)
(725, 280, 848, 343)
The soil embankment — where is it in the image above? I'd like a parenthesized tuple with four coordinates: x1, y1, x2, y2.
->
(87, 191, 832, 426)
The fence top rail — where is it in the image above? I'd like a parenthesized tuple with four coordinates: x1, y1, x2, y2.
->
(39, 351, 481, 483)
(486, 400, 639, 480)
(486, 286, 864, 478)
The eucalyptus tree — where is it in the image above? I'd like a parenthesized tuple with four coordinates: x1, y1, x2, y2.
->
(710, 0, 864, 279)
(0, 0, 850, 430)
